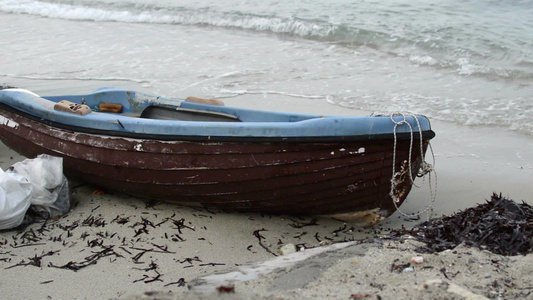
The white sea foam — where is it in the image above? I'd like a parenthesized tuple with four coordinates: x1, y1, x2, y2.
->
(409, 55, 438, 66)
(1, 0, 531, 135)
(1, 0, 127, 21)
(0, 0, 336, 37)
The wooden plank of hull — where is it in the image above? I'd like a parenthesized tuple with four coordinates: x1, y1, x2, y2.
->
(0, 108, 426, 218)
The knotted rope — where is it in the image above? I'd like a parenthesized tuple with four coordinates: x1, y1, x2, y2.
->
(374, 112, 438, 220)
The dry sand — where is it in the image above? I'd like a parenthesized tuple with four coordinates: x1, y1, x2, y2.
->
(185, 239, 533, 300)
(0, 142, 378, 299)
(1, 81, 532, 299)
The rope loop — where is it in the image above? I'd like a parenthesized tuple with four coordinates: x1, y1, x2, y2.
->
(376, 112, 438, 221)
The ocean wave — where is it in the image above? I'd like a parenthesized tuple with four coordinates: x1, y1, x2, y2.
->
(407, 53, 531, 81)
(328, 92, 533, 136)
(0, 0, 337, 37)
(2, 0, 530, 82)
(0, 0, 447, 49)
(0, 72, 150, 84)
(216, 89, 324, 100)
(409, 55, 438, 66)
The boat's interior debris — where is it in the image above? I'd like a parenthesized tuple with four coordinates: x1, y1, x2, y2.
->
(53, 100, 92, 115)
(405, 193, 533, 256)
(99, 103, 123, 113)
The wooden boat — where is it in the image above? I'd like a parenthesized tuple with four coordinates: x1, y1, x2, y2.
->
(0, 88, 435, 225)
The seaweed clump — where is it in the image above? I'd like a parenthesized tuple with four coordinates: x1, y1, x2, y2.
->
(410, 193, 533, 256)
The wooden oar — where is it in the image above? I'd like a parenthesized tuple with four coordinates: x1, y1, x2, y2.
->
(185, 96, 224, 106)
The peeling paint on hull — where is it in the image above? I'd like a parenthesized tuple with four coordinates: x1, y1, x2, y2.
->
(0, 108, 429, 222)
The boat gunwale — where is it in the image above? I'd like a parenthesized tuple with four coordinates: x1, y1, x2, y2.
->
(0, 102, 436, 143)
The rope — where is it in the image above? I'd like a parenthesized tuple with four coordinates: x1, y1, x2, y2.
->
(385, 112, 438, 220)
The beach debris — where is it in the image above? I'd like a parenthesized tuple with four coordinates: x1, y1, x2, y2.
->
(130, 245, 175, 264)
(253, 228, 278, 256)
(198, 262, 226, 267)
(111, 215, 130, 225)
(293, 231, 307, 239)
(409, 193, 533, 256)
(390, 260, 411, 273)
(1, 185, 371, 296)
(40, 280, 54, 284)
(216, 285, 235, 293)
(410, 256, 424, 264)
(133, 273, 163, 284)
(164, 278, 186, 287)
(48, 245, 122, 271)
(319, 240, 332, 246)
(439, 267, 460, 279)
(10, 154, 71, 219)
(349, 293, 372, 299)
(288, 217, 318, 228)
(279, 243, 297, 255)
(0, 155, 70, 230)
(133, 260, 163, 283)
(179, 256, 202, 268)
(420, 279, 489, 300)
(82, 214, 107, 227)
(0, 168, 31, 230)
(6, 250, 59, 269)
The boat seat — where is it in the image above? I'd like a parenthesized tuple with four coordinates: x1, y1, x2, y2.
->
(140, 106, 241, 122)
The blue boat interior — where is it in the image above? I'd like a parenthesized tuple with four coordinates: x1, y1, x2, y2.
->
(0, 87, 435, 140)
(43, 87, 318, 123)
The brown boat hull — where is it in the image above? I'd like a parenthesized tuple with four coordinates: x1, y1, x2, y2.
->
(0, 108, 429, 224)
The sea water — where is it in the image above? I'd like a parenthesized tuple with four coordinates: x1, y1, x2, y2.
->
(0, 0, 532, 218)
(1, 0, 531, 134)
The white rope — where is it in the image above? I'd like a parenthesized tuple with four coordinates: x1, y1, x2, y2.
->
(386, 112, 438, 220)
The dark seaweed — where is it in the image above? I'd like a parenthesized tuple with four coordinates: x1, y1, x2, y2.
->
(253, 228, 278, 256)
(164, 278, 186, 287)
(6, 250, 59, 269)
(48, 246, 122, 271)
(288, 218, 318, 228)
(409, 193, 533, 256)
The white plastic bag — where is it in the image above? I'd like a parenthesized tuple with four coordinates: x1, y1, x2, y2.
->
(9, 154, 64, 206)
(0, 168, 33, 230)
(8, 154, 70, 219)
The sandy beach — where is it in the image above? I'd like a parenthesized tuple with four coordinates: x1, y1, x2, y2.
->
(185, 238, 533, 300)
(2, 0, 532, 297)
(1, 80, 532, 300)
